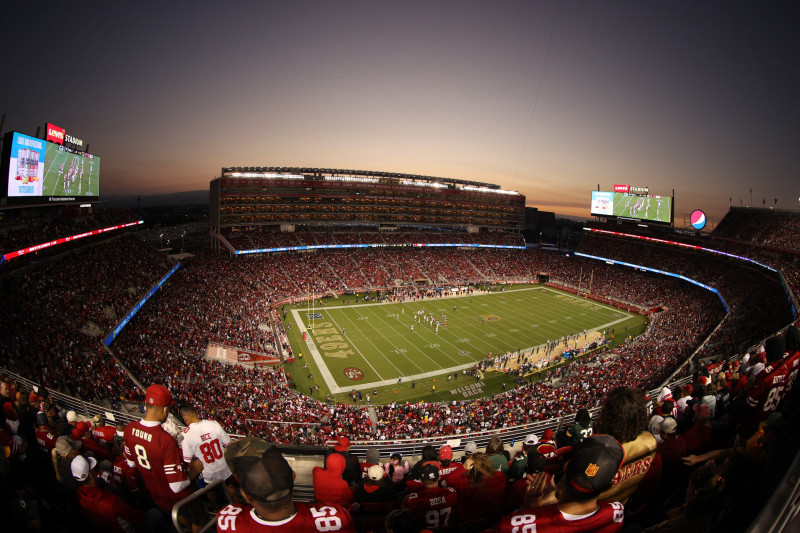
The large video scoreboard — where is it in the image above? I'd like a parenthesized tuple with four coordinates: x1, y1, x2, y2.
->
(3, 131, 101, 203)
(590, 187, 673, 225)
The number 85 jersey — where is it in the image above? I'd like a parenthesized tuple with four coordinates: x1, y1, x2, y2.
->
(217, 503, 355, 532)
(182, 419, 232, 483)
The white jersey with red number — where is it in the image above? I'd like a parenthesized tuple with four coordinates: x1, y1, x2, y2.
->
(123, 419, 191, 511)
(496, 501, 624, 532)
(402, 486, 458, 530)
(216, 502, 354, 532)
(181, 419, 232, 483)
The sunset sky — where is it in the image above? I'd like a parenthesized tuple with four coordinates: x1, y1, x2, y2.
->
(2, 1, 798, 227)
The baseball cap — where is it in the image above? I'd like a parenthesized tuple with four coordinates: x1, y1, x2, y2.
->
(368, 465, 385, 481)
(682, 384, 693, 395)
(365, 447, 381, 464)
(36, 413, 48, 426)
(54, 436, 81, 457)
(238, 447, 294, 502)
(29, 392, 42, 404)
(71, 455, 98, 482)
(542, 428, 554, 441)
(224, 436, 273, 476)
(66, 410, 77, 423)
(525, 450, 547, 475)
(661, 418, 678, 435)
(421, 463, 440, 482)
(145, 384, 171, 407)
(464, 441, 477, 455)
(567, 435, 625, 496)
(334, 435, 350, 452)
(439, 445, 453, 460)
(523, 434, 539, 446)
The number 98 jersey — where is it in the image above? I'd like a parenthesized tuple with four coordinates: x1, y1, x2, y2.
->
(217, 503, 355, 532)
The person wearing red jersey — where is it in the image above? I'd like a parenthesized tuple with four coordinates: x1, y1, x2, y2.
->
(402, 463, 458, 531)
(90, 414, 117, 447)
(743, 335, 794, 437)
(124, 384, 203, 530)
(535, 428, 558, 462)
(494, 435, 626, 533)
(446, 452, 506, 526)
(216, 446, 355, 532)
(436, 445, 464, 487)
(71, 454, 148, 533)
(34, 413, 58, 454)
(74, 420, 112, 461)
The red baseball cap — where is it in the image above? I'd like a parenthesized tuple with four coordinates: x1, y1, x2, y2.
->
(145, 384, 171, 407)
(439, 445, 453, 460)
(542, 428, 554, 441)
(334, 436, 350, 452)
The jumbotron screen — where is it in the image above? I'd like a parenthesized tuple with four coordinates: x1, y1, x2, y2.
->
(5, 132, 100, 200)
(591, 191, 672, 224)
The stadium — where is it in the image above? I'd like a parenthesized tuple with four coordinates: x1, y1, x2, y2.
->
(1, 160, 799, 531)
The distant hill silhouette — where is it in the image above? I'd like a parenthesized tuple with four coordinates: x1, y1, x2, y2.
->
(102, 190, 207, 208)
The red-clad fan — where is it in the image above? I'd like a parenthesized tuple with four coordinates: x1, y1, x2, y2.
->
(402, 463, 458, 531)
(34, 412, 58, 454)
(446, 452, 506, 526)
(312, 451, 354, 506)
(359, 447, 381, 478)
(71, 454, 151, 533)
(124, 384, 203, 530)
(743, 335, 789, 437)
(493, 435, 626, 533)
(216, 446, 355, 532)
(437, 445, 465, 487)
(90, 414, 117, 447)
(74, 420, 112, 461)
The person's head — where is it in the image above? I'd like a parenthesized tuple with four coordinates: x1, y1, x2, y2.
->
(597, 386, 648, 444)
(420, 463, 440, 487)
(765, 335, 786, 363)
(785, 325, 800, 353)
(390, 453, 402, 465)
(365, 447, 381, 465)
(237, 447, 296, 514)
(438, 445, 453, 465)
(179, 403, 200, 425)
(661, 400, 675, 416)
(71, 454, 98, 484)
(485, 436, 504, 456)
(463, 441, 477, 458)
(462, 452, 496, 487)
(91, 414, 104, 428)
(542, 428, 555, 442)
(555, 435, 624, 503)
(525, 450, 547, 475)
(659, 417, 678, 440)
(15, 391, 29, 408)
(694, 402, 711, 424)
(334, 435, 350, 452)
(0, 380, 10, 398)
(576, 408, 591, 428)
(365, 465, 386, 486)
(420, 444, 437, 461)
(522, 434, 539, 453)
(144, 384, 171, 423)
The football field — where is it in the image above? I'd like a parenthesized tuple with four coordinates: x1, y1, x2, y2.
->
(287, 286, 644, 396)
(43, 143, 100, 197)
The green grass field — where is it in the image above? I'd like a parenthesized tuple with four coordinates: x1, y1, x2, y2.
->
(613, 194, 670, 223)
(284, 285, 646, 404)
(43, 143, 100, 197)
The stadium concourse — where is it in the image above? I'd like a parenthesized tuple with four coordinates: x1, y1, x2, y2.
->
(0, 207, 799, 531)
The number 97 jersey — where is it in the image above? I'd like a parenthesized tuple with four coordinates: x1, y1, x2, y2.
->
(217, 503, 355, 532)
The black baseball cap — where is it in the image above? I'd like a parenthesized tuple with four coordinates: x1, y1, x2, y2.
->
(566, 435, 624, 496)
(238, 447, 294, 503)
(421, 463, 440, 482)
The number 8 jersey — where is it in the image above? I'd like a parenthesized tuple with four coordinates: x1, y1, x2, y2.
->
(123, 419, 192, 512)
(182, 419, 232, 483)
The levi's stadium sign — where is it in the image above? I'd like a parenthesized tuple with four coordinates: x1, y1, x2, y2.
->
(46, 123, 65, 145)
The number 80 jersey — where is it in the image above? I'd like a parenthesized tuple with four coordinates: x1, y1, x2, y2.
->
(217, 503, 355, 532)
(182, 419, 232, 483)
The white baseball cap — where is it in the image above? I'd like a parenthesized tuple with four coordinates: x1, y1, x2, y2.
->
(71, 455, 98, 482)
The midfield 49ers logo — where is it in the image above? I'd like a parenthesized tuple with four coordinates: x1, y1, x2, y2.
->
(343, 367, 364, 381)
